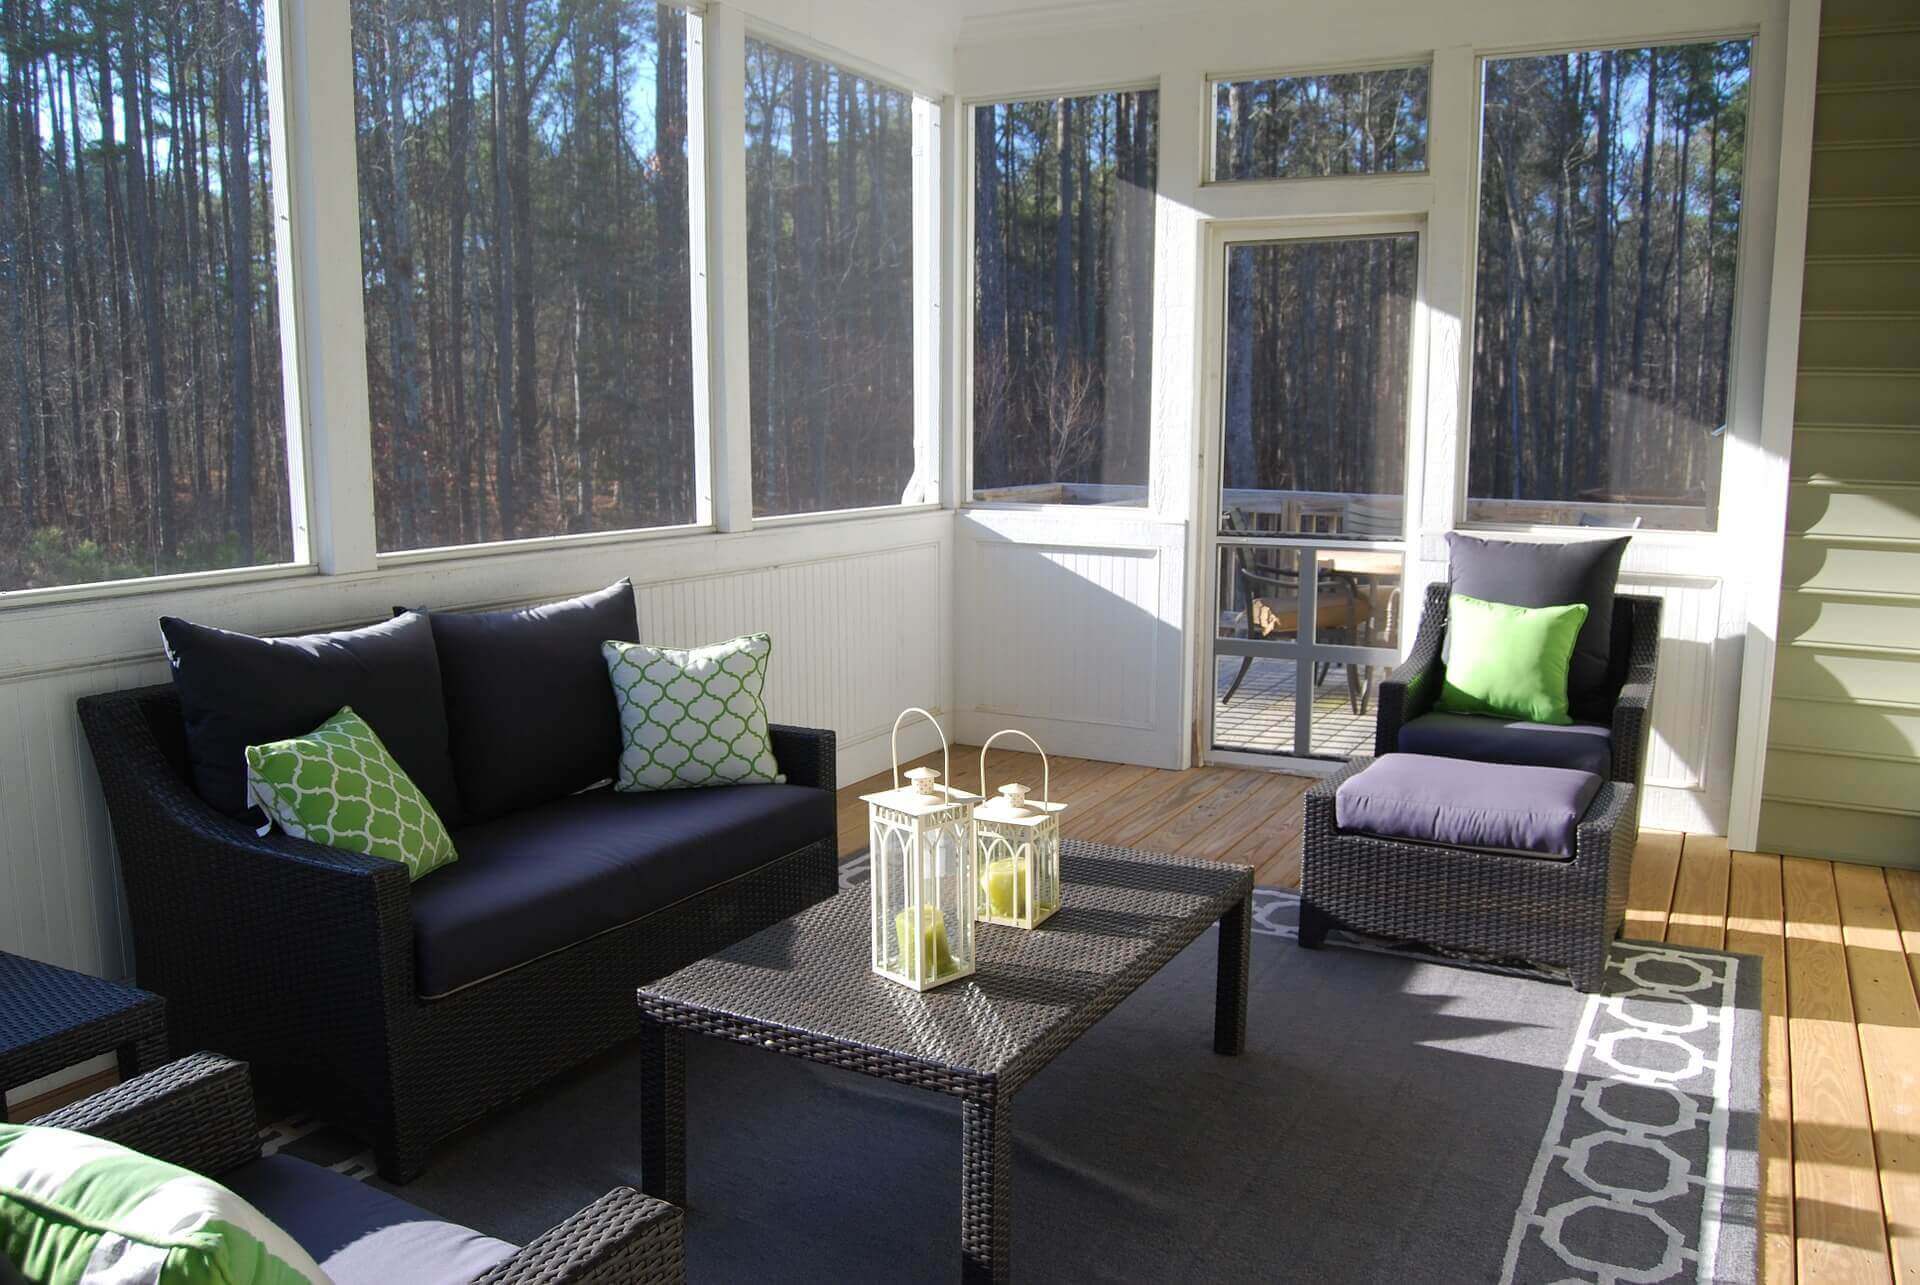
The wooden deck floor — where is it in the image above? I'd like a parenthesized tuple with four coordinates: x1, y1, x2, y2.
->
(840, 752, 1920, 1285)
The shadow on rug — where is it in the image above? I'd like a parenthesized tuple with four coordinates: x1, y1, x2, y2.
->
(268, 878, 1762, 1284)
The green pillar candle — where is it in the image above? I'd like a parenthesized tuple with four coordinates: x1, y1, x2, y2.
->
(894, 905, 958, 982)
(982, 857, 1030, 920)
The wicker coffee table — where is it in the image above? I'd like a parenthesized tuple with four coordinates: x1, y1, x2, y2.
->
(634, 840, 1252, 1283)
(2, 951, 167, 1115)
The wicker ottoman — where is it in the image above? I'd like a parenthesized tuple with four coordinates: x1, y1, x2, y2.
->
(1300, 756, 1638, 992)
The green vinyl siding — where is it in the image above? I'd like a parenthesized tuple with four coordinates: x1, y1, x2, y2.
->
(1758, 0, 1920, 868)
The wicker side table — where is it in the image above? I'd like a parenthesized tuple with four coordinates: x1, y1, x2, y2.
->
(1, 951, 168, 1117)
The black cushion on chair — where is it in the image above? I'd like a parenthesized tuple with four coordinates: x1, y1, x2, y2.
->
(1443, 532, 1631, 720)
(411, 782, 836, 996)
(223, 1154, 515, 1285)
(158, 612, 464, 824)
(1398, 711, 1613, 778)
(416, 580, 638, 822)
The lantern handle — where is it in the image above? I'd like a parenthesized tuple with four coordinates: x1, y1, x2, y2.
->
(979, 728, 1050, 808)
(891, 707, 951, 797)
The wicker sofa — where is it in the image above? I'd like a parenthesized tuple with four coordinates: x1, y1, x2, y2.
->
(78, 683, 838, 1182)
(30, 1052, 684, 1283)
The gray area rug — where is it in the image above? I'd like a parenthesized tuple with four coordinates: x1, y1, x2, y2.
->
(266, 877, 1761, 1283)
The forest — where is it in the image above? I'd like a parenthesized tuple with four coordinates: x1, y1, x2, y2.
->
(971, 89, 1158, 500)
(744, 38, 915, 517)
(354, 0, 695, 552)
(1212, 67, 1427, 181)
(1469, 40, 1751, 528)
(1221, 235, 1416, 520)
(0, 0, 288, 591)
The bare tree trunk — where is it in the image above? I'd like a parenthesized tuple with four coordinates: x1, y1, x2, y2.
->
(1223, 84, 1255, 491)
(379, 6, 427, 547)
(446, 0, 476, 541)
(219, 0, 256, 561)
(123, 11, 174, 561)
(489, 0, 516, 537)
(1052, 98, 1074, 364)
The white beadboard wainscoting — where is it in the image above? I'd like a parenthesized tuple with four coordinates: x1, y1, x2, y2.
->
(0, 510, 954, 985)
(955, 510, 1191, 769)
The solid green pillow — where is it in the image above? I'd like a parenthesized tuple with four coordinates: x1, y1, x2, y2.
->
(1437, 592, 1590, 726)
(245, 705, 457, 881)
(0, 1122, 327, 1285)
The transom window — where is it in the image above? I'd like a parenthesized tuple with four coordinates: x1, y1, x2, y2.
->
(1210, 66, 1428, 181)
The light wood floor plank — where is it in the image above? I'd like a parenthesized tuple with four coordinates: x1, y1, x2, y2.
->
(1783, 855, 1894, 1284)
(1728, 851, 1795, 1285)
(1624, 830, 1684, 943)
(1832, 862, 1920, 1283)
(1884, 868, 1920, 1003)
(1130, 767, 1275, 858)
(1182, 773, 1311, 863)
(1666, 834, 1732, 950)
(1077, 768, 1233, 848)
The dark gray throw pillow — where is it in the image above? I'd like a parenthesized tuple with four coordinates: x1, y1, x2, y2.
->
(415, 579, 639, 822)
(1444, 532, 1631, 720)
(159, 611, 464, 824)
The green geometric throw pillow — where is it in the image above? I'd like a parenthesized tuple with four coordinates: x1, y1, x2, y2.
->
(0, 1123, 328, 1285)
(1436, 592, 1590, 726)
(603, 634, 785, 792)
(245, 705, 457, 881)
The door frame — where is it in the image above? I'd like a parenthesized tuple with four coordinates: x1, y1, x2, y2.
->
(1191, 215, 1431, 772)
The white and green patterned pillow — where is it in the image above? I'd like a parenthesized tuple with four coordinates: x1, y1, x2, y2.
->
(245, 706, 457, 882)
(0, 1123, 328, 1285)
(603, 634, 785, 792)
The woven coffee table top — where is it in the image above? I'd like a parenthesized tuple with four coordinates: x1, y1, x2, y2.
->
(637, 841, 1251, 1095)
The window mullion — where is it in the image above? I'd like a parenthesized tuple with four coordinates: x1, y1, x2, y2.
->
(272, 0, 378, 575)
(699, 3, 755, 533)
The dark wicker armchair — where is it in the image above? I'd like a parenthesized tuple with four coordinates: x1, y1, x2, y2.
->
(31, 1053, 684, 1283)
(1300, 584, 1661, 991)
(1373, 583, 1662, 786)
(77, 685, 839, 1182)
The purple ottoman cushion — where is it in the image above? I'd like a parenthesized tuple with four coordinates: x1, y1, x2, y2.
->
(1334, 753, 1601, 857)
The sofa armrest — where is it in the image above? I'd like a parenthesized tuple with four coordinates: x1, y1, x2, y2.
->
(76, 689, 415, 1097)
(1609, 596, 1661, 786)
(1373, 582, 1448, 758)
(769, 724, 836, 794)
(30, 1053, 260, 1177)
(475, 1187, 685, 1285)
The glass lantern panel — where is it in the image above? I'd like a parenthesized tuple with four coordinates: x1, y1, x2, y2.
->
(919, 815, 974, 984)
(979, 828, 1033, 922)
(1035, 828, 1062, 916)
(872, 814, 914, 976)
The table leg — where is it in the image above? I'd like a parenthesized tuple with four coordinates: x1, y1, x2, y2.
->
(1215, 895, 1250, 1055)
(960, 1096, 1011, 1284)
(637, 1019, 686, 1205)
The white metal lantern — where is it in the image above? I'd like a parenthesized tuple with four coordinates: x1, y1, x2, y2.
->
(973, 729, 1067, 930)
(861, 708, 980, 991)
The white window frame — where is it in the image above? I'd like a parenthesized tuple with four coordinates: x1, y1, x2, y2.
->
(1454, 29, 1766, 543)
(1201, 55, 1436, 188)
(960, 79, 1163, 517)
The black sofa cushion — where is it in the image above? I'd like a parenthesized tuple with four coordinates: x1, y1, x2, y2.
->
(419, 580, 639, 821)
(223, 1154, 514, 1285)
(158, 612, 464, 824)
(411, 782, 836, 996)
(1398, 711, 1613, 779)
(1444, 532, 1630, 720)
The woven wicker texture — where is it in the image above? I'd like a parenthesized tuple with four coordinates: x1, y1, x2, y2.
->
(1302, 759, 1638, 992)
(34, 1053, 686, 1285)
(636, 842, 1252, 1283)
(1, 951, 168, 1100)
(77, 683, 838, 1181)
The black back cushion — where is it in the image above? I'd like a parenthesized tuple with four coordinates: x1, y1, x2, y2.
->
(159, 611, 464, 823)
(417, 580, 638, 822)
(1444, 532, 1631, 721)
